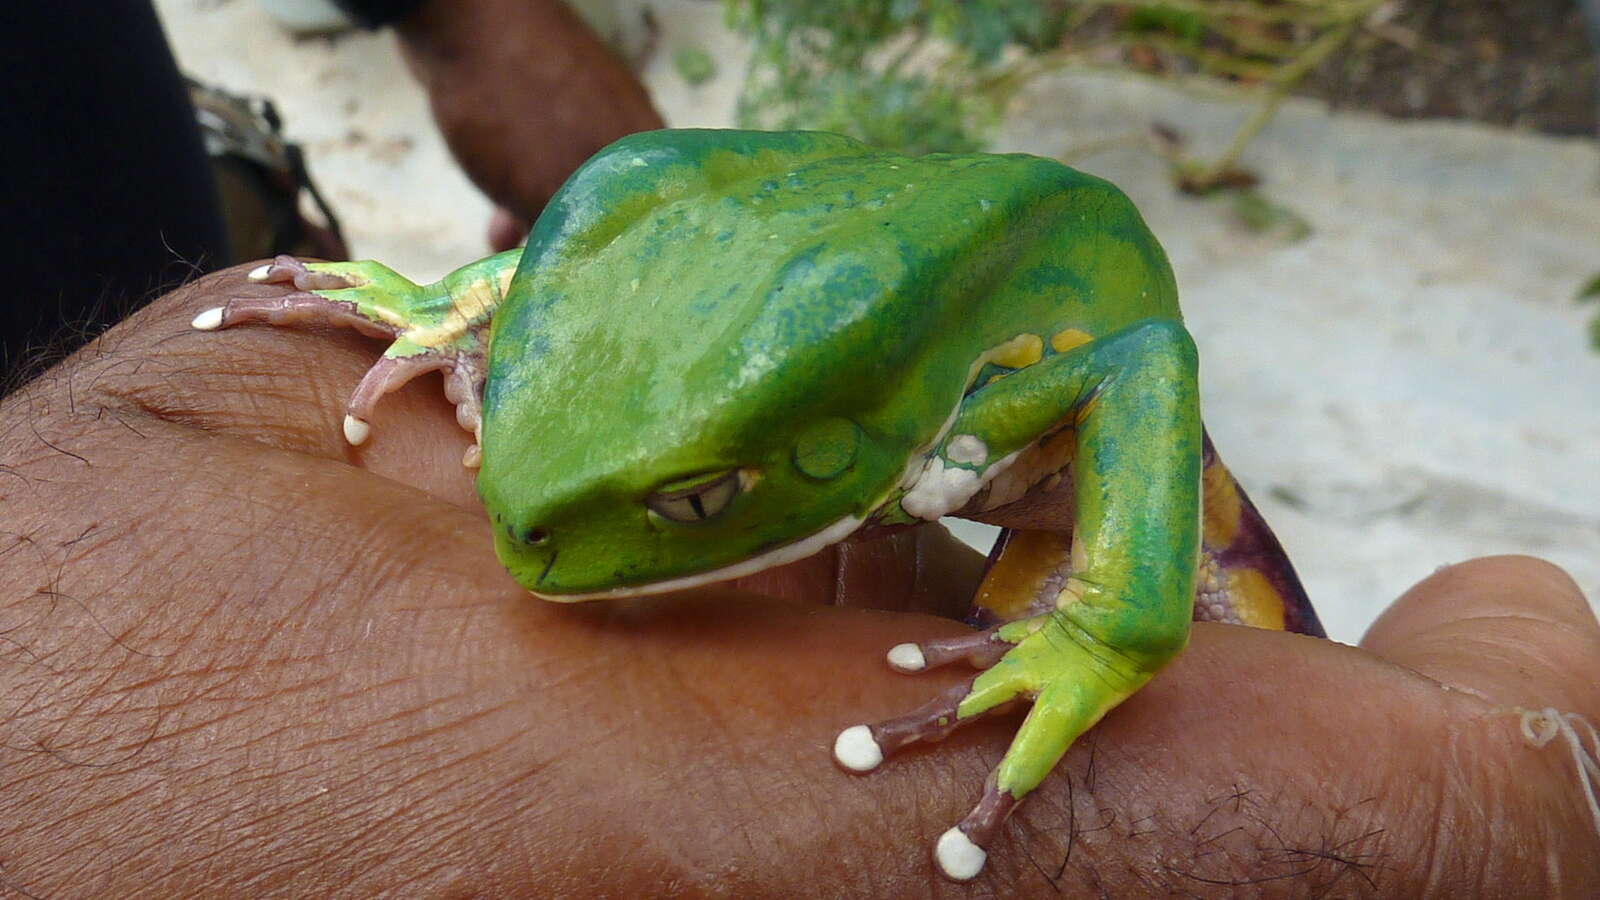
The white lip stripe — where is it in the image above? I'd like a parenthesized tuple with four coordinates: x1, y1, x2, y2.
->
(529, 514, 863, 602)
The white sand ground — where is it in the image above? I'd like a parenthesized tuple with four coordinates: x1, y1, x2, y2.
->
(155, 0, 1600, 643)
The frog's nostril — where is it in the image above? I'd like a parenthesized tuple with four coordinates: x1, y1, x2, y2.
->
(523, 528, 550, 546)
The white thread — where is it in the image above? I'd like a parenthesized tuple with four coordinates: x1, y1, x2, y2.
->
(1518, 707, 1600, 841)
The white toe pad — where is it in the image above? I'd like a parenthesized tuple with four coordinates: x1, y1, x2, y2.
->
(935, 827, 986, 881)
(343, 415, 371, 446)
(190, 308, 224, 331)
(886, 642, 927, 672)
(832, 725, 883, 772)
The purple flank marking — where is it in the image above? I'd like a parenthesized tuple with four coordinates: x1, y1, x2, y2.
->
(1202, 431, 1325, 637)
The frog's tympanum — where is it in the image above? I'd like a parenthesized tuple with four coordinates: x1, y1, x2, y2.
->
(195, 129, 1322, 880)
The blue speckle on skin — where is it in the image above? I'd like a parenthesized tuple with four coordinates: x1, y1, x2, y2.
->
(689, 281, 744, 316)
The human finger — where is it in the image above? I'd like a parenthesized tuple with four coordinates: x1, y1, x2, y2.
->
(1362, 556, 1600, 715)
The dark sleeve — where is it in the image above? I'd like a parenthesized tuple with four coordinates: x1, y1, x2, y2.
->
(0, 0, 230, 383)
(330, 0, 431, 28)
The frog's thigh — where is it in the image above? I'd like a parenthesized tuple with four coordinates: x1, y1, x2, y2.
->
(943, 319, 1202, 875)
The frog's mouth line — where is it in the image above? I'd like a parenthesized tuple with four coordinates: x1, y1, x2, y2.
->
(528, 514, 864, 602)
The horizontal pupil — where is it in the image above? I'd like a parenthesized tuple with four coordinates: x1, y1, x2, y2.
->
(648, 471, 738, 522)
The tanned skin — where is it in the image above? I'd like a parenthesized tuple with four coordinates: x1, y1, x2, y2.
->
(0, 266, 1596, 896)
(395, 0, 665, 251)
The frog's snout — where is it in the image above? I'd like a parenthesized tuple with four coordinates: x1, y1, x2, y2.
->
(488, 518, 564, 590)
(495, 514, 549, 548)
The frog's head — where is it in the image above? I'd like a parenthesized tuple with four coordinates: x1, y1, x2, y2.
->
(473, 128, 981, 599)
(478, 401, 912, 600)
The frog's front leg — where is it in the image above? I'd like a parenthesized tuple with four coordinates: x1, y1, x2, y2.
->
(193, 251, 520, 465)
(837, 319, 1201, 880)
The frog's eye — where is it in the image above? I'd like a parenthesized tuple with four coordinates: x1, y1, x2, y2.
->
(646, 470, 741, 523)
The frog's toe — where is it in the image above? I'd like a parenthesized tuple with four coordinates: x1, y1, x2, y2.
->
(832, 725, 883, 772)
(834, 678, 1022, 774)
(191, 291, 400, 340)
(338, 348, 486, 463)
(936, 774, 1019, 881)
(936, 826, 986, 881)
(834, 682, 969, 772)
(885, 642, 926, 672)
(442, 356, 487, 449)
(343, 353, 450, 443)
(245, 254, 362, 291)
(886, 627, 1010, 673)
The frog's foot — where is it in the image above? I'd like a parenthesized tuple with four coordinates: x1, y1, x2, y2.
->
(834, 685, 1026, 880)
(194, 255, 501, 466)
(833, 628, 1011, 772)
(838, 610, 1160, 881)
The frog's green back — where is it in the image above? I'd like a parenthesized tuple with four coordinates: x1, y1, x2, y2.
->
(481, 129, 1179, 593)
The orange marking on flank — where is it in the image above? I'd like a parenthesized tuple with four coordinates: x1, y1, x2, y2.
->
(1201, 459, 1242, 549)
(1227, 568, 1288, 631)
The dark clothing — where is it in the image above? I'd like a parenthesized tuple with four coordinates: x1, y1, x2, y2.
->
(0, 1, 230, 382)
(332, 0, 429, 28)
(0, 0, 427, 386)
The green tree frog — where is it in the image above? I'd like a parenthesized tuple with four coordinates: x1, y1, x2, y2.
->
(193, 129, 1322, 880)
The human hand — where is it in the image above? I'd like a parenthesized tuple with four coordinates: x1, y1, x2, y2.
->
(394, 0, 664, 250)
(1, 266, 1595, 894)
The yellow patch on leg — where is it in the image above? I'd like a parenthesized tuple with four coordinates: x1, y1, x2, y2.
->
(989, 333, 1044, 369)
(1049, 328, 1093, 353)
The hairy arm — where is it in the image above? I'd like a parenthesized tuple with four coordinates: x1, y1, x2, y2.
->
(1, 267, 1595, 895)
(394, 0, 665, 249)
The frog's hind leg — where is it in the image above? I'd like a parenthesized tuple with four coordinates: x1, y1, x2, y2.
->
(839, 320, 1202, 881)
(194, 251, 519, 466)
(965, 455, 1323, 637)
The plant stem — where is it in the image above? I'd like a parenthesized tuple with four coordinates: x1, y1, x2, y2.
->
(1190, 0, 1384, 188)
(1067, 0, 1356, 28)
